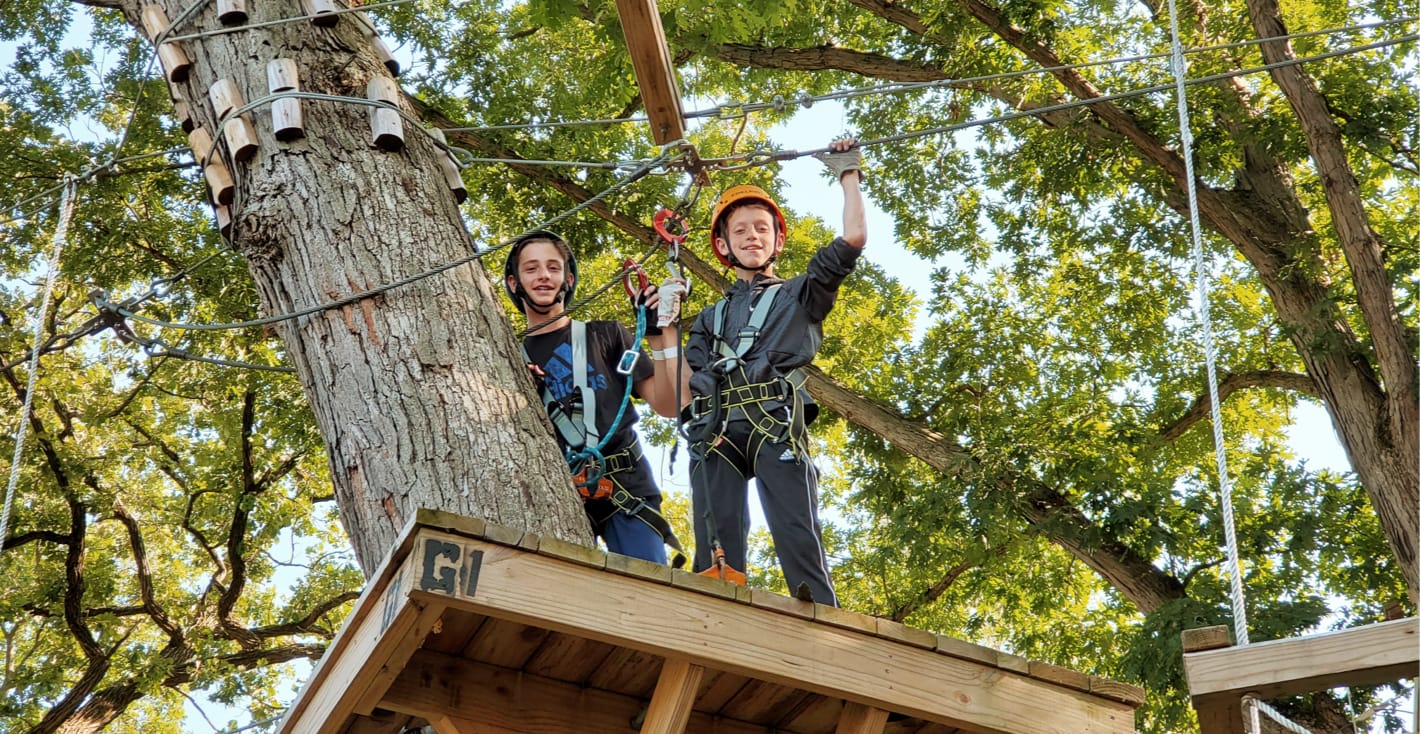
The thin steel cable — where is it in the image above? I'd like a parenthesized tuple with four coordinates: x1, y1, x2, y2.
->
(687, 15, 1414, 118)
(195, 90, 658, 173)
(429, 17, 1413, 136)
(697, 33, 1415, 170)
(111, 150, 679, 332)
(0, 146, 191, 228)
(0, 249, 229, 373)
(1, 178, 76, 560)
(162, 0, 414, 43)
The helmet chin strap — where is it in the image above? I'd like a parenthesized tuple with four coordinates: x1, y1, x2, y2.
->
(722, 237, 780, 274)
(516, 279, 570, 317)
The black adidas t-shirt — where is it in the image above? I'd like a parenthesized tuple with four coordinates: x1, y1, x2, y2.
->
(522, 320, 654, 454)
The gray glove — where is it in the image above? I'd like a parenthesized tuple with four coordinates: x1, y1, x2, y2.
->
(812, 145, 863, 181)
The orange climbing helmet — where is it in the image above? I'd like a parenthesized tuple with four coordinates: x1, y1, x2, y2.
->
(708, 184, 787, 270)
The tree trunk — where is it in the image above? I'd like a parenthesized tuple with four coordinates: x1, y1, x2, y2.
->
(115, 0, 591, 574)
(1246, 0, 1419, 602)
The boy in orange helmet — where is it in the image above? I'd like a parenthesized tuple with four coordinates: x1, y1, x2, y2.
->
(683, 137, 865, 604)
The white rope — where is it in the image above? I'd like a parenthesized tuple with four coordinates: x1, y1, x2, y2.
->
(1251, 697, 1320, 734)
(0, 177, 77, 559)
(1165, 6, 1316, 734)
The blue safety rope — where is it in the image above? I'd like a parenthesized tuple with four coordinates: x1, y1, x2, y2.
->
(566, 304, 647, 487)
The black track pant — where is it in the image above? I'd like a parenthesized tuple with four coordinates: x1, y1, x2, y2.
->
(690, 417, 838, 606)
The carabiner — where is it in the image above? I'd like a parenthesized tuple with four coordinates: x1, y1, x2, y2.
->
(621, 258, 650, 302)
(653, 208, 689, 245)
(653, 208, 690, 263)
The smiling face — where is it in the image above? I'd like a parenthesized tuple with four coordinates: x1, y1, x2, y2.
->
(714, 203, 784, 276)
(507, 239, 573, 315)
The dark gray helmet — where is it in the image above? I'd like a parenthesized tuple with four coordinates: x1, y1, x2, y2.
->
(503, 230, 577, 312)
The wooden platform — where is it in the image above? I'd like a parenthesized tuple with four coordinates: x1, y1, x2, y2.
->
(1182, 618, 1418, 734)
(277, 510, 1144, 734)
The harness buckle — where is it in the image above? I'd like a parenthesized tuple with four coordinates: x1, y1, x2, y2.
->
(710, 356, 740, 376)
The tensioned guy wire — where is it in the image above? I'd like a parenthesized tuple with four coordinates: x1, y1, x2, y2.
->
(109, 149, 681, 333)
(434, 17, 1414, 135)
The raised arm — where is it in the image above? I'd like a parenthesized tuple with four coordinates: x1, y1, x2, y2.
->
(815, 137, 866, 249)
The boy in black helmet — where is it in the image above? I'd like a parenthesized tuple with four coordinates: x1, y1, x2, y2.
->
(683, 138, 865, 605)
(504, 231, 690, 564)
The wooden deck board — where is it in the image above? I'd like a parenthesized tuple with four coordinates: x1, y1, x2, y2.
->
(278, 513, 1142, 734)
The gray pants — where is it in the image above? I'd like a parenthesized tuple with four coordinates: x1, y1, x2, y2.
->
(690, 418, 838, 606)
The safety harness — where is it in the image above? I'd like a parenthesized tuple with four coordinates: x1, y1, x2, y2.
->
(524, 319, 686, 565)
(686, 283, 810, 469)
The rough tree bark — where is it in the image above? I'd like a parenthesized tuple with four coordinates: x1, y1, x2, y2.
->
(112, 0, 591, 574)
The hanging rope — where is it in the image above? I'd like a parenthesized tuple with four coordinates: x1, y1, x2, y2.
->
(1, 177, 77, 561)
(1166, 6, 1316, 734)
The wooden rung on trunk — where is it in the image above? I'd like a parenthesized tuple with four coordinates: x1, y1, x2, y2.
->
(223, 117, 259, 162)
(187, 126, 215, 163)
(216, 0, 247, 25)
(427, 129, 466, 203)
(367, 76, 404, 151)
(204, 160, 236, 206)
(214, 204, 233, 237)
(302, 0, 343, 27)
(188, 126, 235, 205)
(267, 59, 305, 142)
(209, 79, 258, 162)
(372, 36, 401, 77)
(171, 93, 195, 133)
(140, 4, 192, 83)
(208, 78, 243, 120)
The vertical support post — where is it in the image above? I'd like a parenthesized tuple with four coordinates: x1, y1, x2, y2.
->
(267, 59, 306, 142)
(208, 79, 259, 162)
(427, 129, 467, 203)
(367, 76, 404, 151)
(611, 0, 686, 145)
(140, 4, 192, 83)
(1183, 625, 1244, 734)
(835, 702, 889, 734)
(639, 659, 703, 734)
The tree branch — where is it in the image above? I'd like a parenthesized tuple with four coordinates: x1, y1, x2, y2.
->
(111, 500, 184, 640)
(1158, 369, 1319, 441)
(3, 529, 69, 550)
(888, 543, 1010, 621)
(217, 390, 261, 648)
(250, 591, 360, 639)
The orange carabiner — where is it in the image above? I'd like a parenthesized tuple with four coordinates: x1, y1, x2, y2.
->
(653, 208, 689, 245)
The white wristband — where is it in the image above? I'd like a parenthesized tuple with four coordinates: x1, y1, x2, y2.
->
(652, 346, 679, 360)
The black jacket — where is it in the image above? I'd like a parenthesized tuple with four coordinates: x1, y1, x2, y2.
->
(685, 237, 861, 424)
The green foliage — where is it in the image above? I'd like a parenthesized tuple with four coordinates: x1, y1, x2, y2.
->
(2, 0, 1413, 731)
